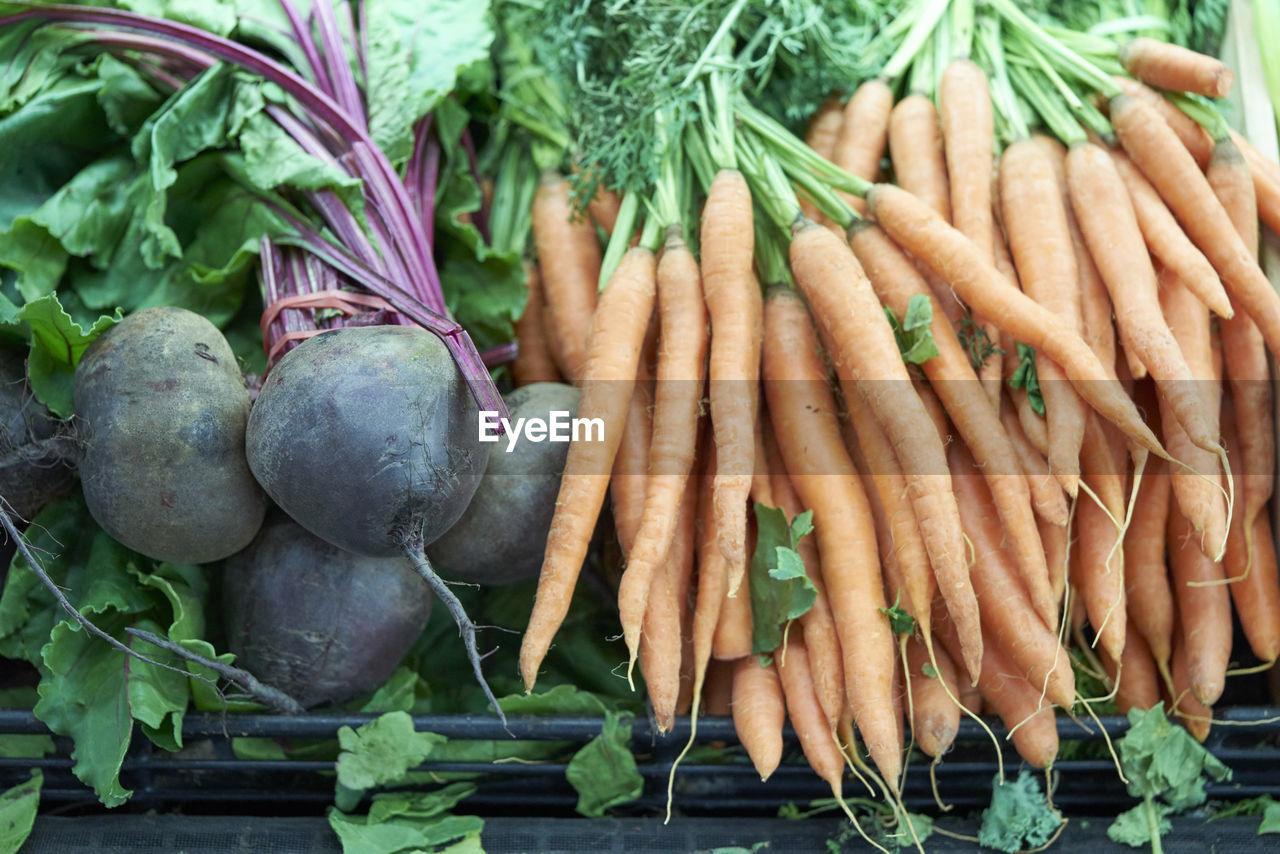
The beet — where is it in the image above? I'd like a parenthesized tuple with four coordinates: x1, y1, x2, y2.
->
(244, 325, 501, 714)
(74, 306, 266, 563)
(223, 515, 431, 708)
(429, 382, 579, 585)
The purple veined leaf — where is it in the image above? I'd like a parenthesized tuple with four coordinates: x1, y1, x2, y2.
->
(479, 342, 519, 368)
(276, 0, 333, 99)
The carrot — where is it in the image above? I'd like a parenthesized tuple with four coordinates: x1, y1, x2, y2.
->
(777, 629, 847, 791)
(840, 373, 936, 635)
(511, 261, 562, 386)
(1158, 269, 1228, 559)
(520, 247, 657, 690)
(790, 223, 981, 683)
(850, 222, 1055, 622)
(1208, 139, 1275, 540)
(831, 79, 894, 218)
(1222, 404, 1280, 663)
(1066, 141, 1222, 458)
(617, 229, 709, 670)
(1074, 434, 1129, 664)
(1235, 131, 1280, 237)
(762, 285, 902, 789)
(731, 655, 786, 780)
(610, 362, 655, 558)
(588, 185, 623, 237)
(1169, 618, 1214, 742)
(1167, 505, 1231, 707)
(1118, 38, 1233, 99)
(940, 59, 1002, 404)
(712, 529, 755, 661)
(1032, 136, 1120, 381)
(1000, 397, 1070, 527)
(905, 633, 960, 758)
(935, 599, 1058, 768)
(800, 98, 845, 223)
(867, 183, 1165, 457)
(531, 172, 602, 382)
(1122, 384, 1175, 673)
(1001, 139, 1087, 495)
(1039, 514, 1069, 606)
(701, 169, 761, 596)
(950, 442, 1075, 708)
(768, 426, 846, 729)
(1111, 95, 1280, 359)
(1102, 145, 1232, 320)
(1102, 622, 1162, 715)
(1111, 77, 1212, 169)
(890, 94, 951, 222)
(639, 473, 698, 732)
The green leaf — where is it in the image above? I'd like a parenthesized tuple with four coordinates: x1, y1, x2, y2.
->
(367, 783, 477, 824)
(565, 710, 643, 817)
(18, 292, 121, 416)
(237, 112, 365, 219)
(1261, 800, 1280, 835)
(336, 711, 446, 794)
(94, 55, 164, 136)
(1116, 703, 1231, 812)
(978, 770, 1063, 853)
(0, 770, 41, 854)
(327, 807, 484, 854)
(957, 312, 1001, 373)
(363, 0, 495, 167)
(1008, 342, 1045, 416)
(883, 294, 938, 365)
(879, 591, 916, 636)
(749, 504, 818, 655)
(498, 684, 608, 716)
(1108, 800, 1173, 849)
(35, 619, 133, 807)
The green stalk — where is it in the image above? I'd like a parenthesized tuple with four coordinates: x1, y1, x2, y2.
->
(598, 192, 641, 291)
(907, 27, 935, 97)
(777, 152, 856, 229)
(735, 101, 873, 197)
(679, 0, 751, 89)
(948, 0, 974, 61)
(978, 15, 1029, 146)
(638, 203, 663, 253)
(881, 0, 952, 84)
(1030, 49, 1113, 142)
(753, 210, 794, 288)
(684, 124, 717, 193)
(702, 59, 737, 170)
(1164, 92, 1231, 143)
(1008, 60, 1085, 146)
(986, 0, 1120, 97)
(1258, 0, 1280, 139)
(735, 130, 801, 232)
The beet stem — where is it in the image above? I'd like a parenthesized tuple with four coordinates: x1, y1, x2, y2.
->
(404, 541, 509, 729)
(124, 628, 306, 715)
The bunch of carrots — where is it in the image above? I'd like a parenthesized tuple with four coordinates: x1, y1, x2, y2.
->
(505, 4, 1280, 828)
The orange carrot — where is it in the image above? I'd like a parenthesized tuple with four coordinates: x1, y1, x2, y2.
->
(701, 170, 761, 596)
(831, 79, 894, 217)
(532, 172, 601, 381)
(800, 98, 845, 223)
(1103, 146, 1231, 320)
(512, 261, 562, 386)
(1066, 141, 1221, 458)
(712, 525, 755, 661)
(940, 59, 1002, 403)
(1209, 139, 1274, 539)
(866, 183, 1165, 457)
(762, 285, 902, 789)
(768, 426, 846, 729)
(1118, 38, 1233, 99)
(1169, 617, 1214, 741)
(951, 442, 1075, 708)
(1158, 268, 1227, 559)
(789, 222, 981, 686)
(1235, 131, 1280, 237)
(1039, 514, 1069, 606)
(1167, 506, 1231, 707)
(777, 629, 847, 791)
(1222, 403, 1280, 663)
(704, 658, 734, 716)
(731, 655, 786, 780)
(890, 94, 951, 222)
(1074, 428, 1129, 664)
(640, 473, 698, 732)
(1102, 622, 1162, 715)
(905, 634, 960, 758)
(850, 222, 1055, 622)
(1112, 95, 1280, 359)
(1111, 77, 1212, 169)
(617, 229, 709, 669)
(520, 247, 656, 690)
(588, 185, 623, 236)
(1000, 397, 1070, 527)
(610, 359, 655, 557)
(1002, 138, 1087, 495)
